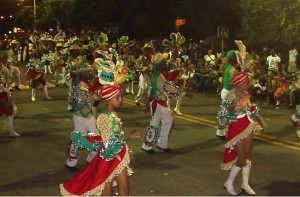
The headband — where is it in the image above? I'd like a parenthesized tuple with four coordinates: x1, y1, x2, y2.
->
(98, 84, 122, 100)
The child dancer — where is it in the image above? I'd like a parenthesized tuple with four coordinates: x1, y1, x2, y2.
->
(60, 84, 141, 196)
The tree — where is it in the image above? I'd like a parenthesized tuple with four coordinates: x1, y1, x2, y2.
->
(38, 0, 62, 30)
(239, 0, 300, 49)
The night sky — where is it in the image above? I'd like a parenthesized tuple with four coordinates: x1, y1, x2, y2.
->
(0, 0, 240, 43)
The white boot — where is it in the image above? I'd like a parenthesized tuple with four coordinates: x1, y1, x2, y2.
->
(174, 107, 182, 116)
(241, 164, 256, 195)
(31, 89, 36, 102)
(43, 85, 52, 100)
(131, 81, 134, 94)
(216, 128, 225, 137)
(8, 115, 20, 137)
(48, 65, 52, 74)
(44, 65, 48, 74)
(224, 165, 241, 196)
(167, 98, 171, 108)
(174, 92, 185, 116)
(216, 118, 227, 137)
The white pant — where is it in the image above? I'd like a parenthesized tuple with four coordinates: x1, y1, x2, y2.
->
(73, 114, 97, 133)
(142, 101, 173, 150)
(221, 88, 230, 100)
(135, 74, 148, 102)
(65, 114, 98, 167)
(8, 65, 21, 87)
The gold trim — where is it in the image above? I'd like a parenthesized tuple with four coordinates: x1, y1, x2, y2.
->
(59, 147, 131, 196)
(224, 122, 255, 149)
(220, 158, 237, 171)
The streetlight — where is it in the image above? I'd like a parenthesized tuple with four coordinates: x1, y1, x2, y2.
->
(33, 0, 36, 29)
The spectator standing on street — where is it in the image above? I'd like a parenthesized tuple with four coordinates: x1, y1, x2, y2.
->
(193, 58, 205, 92)
(204, 49, 216, 68)
(288, 46, 298, 74)
(266, 49, 281, 76)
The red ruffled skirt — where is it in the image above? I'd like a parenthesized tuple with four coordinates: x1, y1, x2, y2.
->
(220, 115, 255, 170)
(0, 92, 13, 118)
(59, 138, 131, 196)
(27, 68, 43, 81)
(27, 68, 46, 88)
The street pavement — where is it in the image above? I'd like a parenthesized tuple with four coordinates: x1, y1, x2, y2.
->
(0, 63, 299, 196)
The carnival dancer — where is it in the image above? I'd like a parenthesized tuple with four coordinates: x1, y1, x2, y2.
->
(39, 32, 55, 75)
(118, 36, 136, 95)
(218, 72, 266, 196)
(59, 84, 141, 196)
(290, 105, 300, 138)
(141, 53, 179, 154)
(26, 52, 52, 102)
(0, 51, 11, 88)
(6, 40, 22, 90)
(162, 32, 187, 115)
(64, 62, 98, 172)
(65, 41, 82, 111)
(134, 42, 154, 107)
(166, 55, 189, 116)
(216, 40, 245, 138)
(0, 53, 20, 137)
(52, 43, 67, 87)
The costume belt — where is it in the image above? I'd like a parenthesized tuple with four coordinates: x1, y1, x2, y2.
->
(149, 98, 168, 115)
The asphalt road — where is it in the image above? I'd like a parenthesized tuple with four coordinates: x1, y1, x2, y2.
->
(0, 64, 299, 196)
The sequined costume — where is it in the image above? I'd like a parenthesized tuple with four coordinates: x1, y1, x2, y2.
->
(60, 110, 132, 196)
(26, 57, 46, 88)
(0, 84, 14, 118)
(65, 75, 98, 168)
(218, 91, 259, 170)
(141, 53, 174, 151)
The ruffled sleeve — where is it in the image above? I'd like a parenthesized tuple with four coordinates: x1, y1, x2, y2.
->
(71, 131, 102, 151)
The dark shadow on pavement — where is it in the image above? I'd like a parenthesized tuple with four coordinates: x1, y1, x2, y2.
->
(264, 181, 300, 196)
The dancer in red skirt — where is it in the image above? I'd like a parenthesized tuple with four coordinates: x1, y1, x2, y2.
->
(217, 72, 266, 195)
(60, 84, 141, 196)
(0, 51, 20, 137)
(26, 53, 52, 101)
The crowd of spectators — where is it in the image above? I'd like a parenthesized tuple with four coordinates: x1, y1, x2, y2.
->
(1, 28, 299, 108)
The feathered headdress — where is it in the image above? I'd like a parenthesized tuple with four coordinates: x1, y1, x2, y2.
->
(53, 33, 64, 43)
(162, 32, 186, 52)
(96, 32, 108, 50)
(67, 36, 80, 50)
(28, 34, 39, 51)
(40, 32, 53, 41)
(117, 36, 134, 49)
(234, 40, 246, 71)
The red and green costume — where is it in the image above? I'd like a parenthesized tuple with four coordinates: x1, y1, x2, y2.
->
(60, 111, 132, 196)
